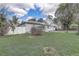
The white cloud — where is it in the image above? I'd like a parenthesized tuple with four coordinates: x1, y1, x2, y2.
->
(8, 6, 27, 17)
(9, 3, 34, 9)
(3, 3, 35, 17)
(13, 3, 60, 18)
(35, 3, 60, 17)
(0, 3, 60, 18)
(0, 3, 28, 17)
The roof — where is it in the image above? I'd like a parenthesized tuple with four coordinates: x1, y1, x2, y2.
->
(18, 21, 49, 26)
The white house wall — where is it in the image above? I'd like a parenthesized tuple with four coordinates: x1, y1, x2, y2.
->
(6, 24, 34, 35)
(6, 27, 26, 35)
(6, 23, 56, 35)
(25, 24, 34, 33)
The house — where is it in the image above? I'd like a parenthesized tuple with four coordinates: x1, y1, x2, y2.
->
(6, 18, 58, 35)
(6, 21, 36, 35)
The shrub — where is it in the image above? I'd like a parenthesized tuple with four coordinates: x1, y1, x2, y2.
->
(70, 24, 78, 30)
(0, 24, 10, 36)
(31, 25, 43, 36)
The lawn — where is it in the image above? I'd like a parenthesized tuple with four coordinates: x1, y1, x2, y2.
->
(0, 32, 79, 56)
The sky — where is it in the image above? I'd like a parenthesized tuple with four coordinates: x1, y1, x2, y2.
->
(0, 3, 60, 21)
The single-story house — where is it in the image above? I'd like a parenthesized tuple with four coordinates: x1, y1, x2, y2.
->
(6, 20, 57, 35)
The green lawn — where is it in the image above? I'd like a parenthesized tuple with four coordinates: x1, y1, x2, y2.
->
(0, 32, 79, 56)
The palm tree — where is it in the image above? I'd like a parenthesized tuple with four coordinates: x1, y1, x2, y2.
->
(9, 16, 19, 32)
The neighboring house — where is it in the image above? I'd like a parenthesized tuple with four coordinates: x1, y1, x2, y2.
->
(6, 19, 58, 35)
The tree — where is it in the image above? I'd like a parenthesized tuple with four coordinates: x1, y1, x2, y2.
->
(47, 15, 53, 24)
(53, 18, 61, 30)
(37, 18, 44, 22)
(9, 16, 19, 32)
(46, 15, 53, 28)
(55, 3, 73, 31)
(0, 7, 10, 36)
(0, 13, 10, 36)
(71, 4, 79, 34)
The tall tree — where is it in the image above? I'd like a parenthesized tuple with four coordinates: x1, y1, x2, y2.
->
(55, 3, 73, 31)
(0, 7, 9, 36)
(46, 15, 54, 28)
(71, 4, 79, 34)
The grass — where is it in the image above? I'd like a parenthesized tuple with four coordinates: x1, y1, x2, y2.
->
(0, 32, 79, 56)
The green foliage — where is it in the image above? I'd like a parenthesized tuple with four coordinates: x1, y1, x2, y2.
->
(55, 3, 79, 33)
(9, 16, 19, 32)
(0, 13, 9, 36)
(55, 3, 74, 31)
(47, 15, 53, 20)
(70, 4, 79, 34)
(31, 25, 43, 36)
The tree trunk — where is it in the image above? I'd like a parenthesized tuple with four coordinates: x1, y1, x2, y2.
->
(66, 24, 69, 32)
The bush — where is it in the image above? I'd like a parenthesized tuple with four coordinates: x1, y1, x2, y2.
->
(70, 24, 78, 30)
(31, 25, 43, 36)
(0, 25, 10, 36)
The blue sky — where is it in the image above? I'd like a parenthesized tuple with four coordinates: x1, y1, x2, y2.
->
(0, 3, 59, 21)
(0, 4, 47, 21)
(20, 4, 46, 20)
